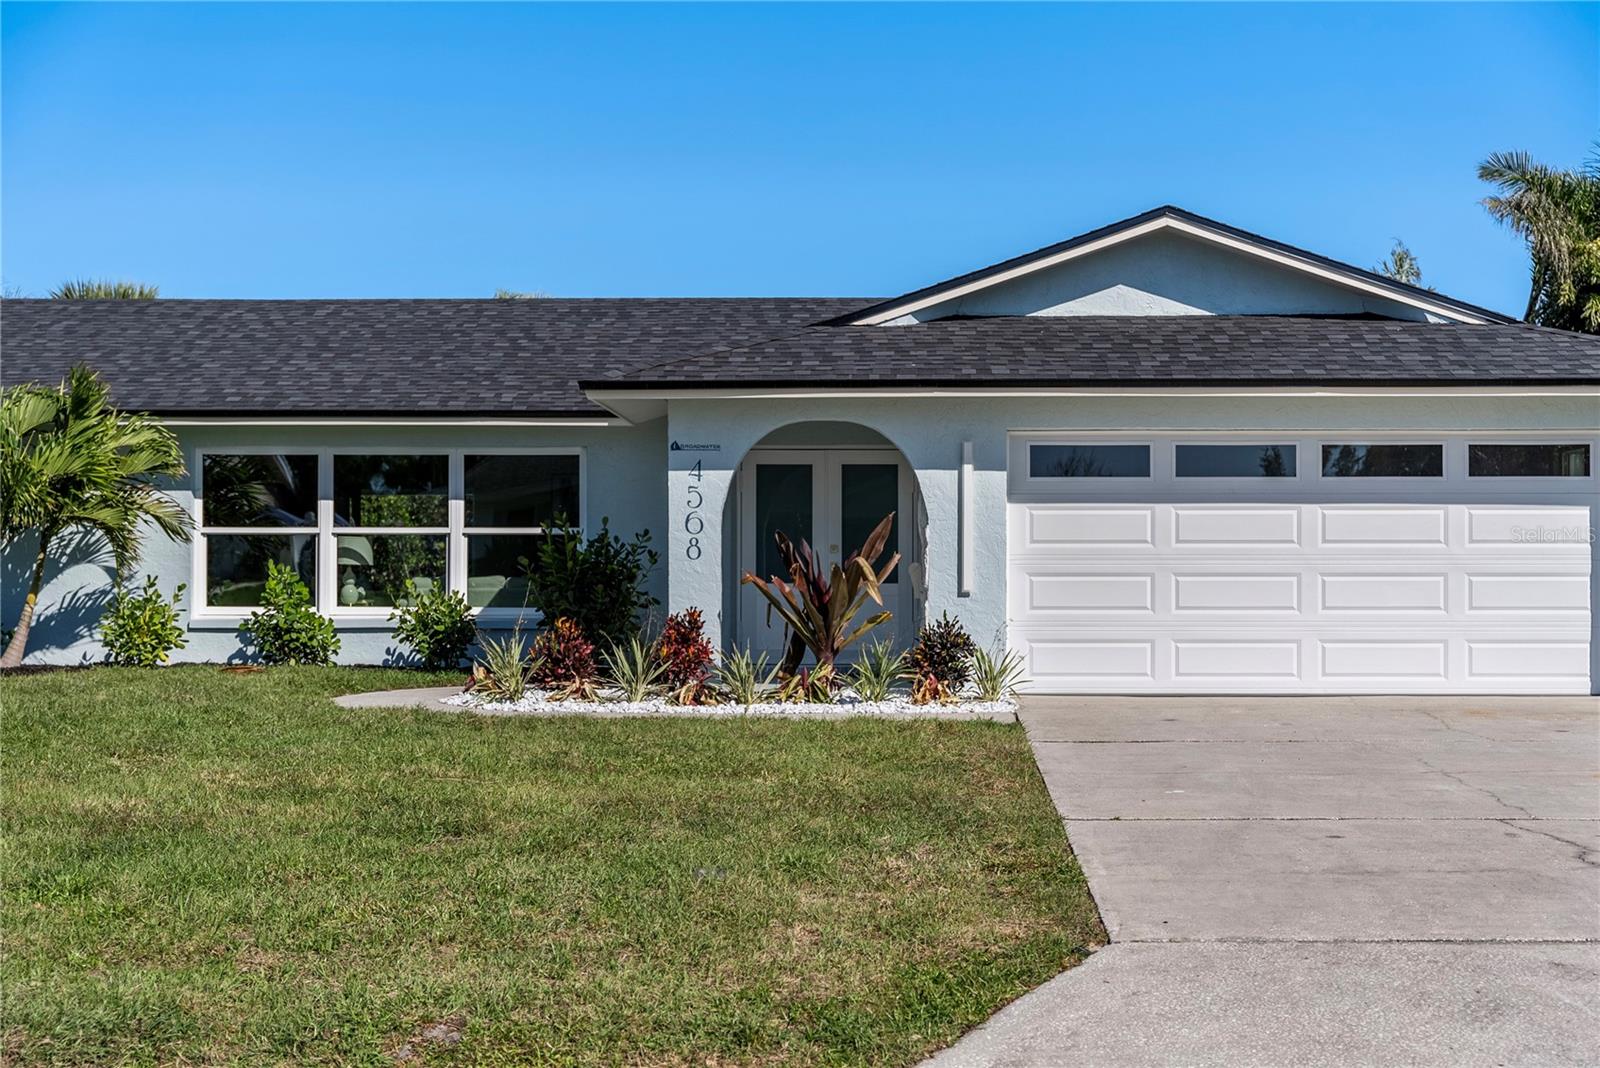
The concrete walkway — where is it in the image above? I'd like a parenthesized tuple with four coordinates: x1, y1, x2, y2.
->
(927, 696, 1600, 1067)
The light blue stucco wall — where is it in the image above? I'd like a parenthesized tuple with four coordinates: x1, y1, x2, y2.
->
(3, 420, 667, 665)
(662, 392, 1600, 657)
(7, 393, 1597, 670)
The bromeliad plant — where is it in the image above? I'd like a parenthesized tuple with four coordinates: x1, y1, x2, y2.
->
(603, 635, 668, 703)
(741, 512, 900, 678)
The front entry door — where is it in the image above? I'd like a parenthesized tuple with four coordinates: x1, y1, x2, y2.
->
(737, 449, 912, 660)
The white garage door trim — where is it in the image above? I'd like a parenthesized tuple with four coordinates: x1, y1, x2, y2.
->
(1006, 433, 1597, 695)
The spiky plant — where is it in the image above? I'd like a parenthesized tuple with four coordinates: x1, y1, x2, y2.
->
(741, 512, 900, 677)
(848, 639, 904, 702)
(970, 644, 1028, 701)
(472, 625, 531, 701)
(604, 635, 667, 703)
(715, 647, 775, 707)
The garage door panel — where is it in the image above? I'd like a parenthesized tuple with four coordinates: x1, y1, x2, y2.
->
(1028, 640, 1155, 682)
(1018, 506, 1154, 550)
(1467, 573, 1590, 613)
(1320, 573, 1449, 613)
(1173, 640, 1301, 679)
(1467, 507, 1593, 545)
(1467, 641, 1590, 680)
(1319, 640, 1449, 680)
(1172, 506, 1300, 546)
(1025, 572, 1154, 613)
(1319, 506, 1448, 546)
(1172, 573, 1300, 613)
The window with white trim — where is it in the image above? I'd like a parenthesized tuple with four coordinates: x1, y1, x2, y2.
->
(462, 453, 580, 609)
(196, 449, 581, 614)
(199, 453, 319, 608)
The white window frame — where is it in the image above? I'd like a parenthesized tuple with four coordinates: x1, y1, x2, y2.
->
(460, 448, 587, 626)
(191, 446, 322, 621)
(191, 446, 585, 623)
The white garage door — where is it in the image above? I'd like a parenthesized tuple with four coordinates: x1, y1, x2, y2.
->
(1006, 436, 1596, 695)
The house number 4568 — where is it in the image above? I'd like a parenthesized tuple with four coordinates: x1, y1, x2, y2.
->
(684, 459, 704, 560)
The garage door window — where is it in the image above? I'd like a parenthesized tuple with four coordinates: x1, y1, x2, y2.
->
(1321, 444, 1443, 478)
(1176, 444, 1297, 478)
(1028, 444, 1150, 479)
(1468, 444, 1591, 477)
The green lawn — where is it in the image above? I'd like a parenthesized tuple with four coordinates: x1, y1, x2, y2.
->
(2, 666, 1103, 1066)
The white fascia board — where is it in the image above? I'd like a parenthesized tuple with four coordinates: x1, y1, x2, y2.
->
(585, 384, 1600, 402)
(847, 216, 1493, 326)
(160, 415, 625, 428)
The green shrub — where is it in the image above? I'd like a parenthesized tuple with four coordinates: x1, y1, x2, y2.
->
(906, 612, 976, 704)
(238, 563, 341, 665)
(390, 581, 476, 670)
(526, 518, 658, 649)
(99, 575, 187, 667)
(848, 639, 903, 702)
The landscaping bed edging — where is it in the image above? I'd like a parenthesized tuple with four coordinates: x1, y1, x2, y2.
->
(333, 686, 1018, 721)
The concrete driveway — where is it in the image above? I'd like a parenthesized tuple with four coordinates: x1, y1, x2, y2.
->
(929, 696, 1600, 1067)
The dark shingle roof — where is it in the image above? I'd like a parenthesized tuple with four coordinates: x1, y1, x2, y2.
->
(587, 316, 1600, 389)
(4, 301, 1595, 420)
(0, 297, 875, 416)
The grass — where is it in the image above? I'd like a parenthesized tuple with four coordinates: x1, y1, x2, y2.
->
(1, 666, 1103, 1066)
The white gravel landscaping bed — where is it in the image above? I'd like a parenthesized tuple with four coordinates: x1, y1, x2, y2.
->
(440, 689, 1019, 721)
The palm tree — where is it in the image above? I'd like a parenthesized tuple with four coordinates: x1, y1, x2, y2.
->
(1478, 149, 1600, 332)
(0, 366, 191, 667)
(50, 279, 159, 299)
(1374, 239, 1423, 286)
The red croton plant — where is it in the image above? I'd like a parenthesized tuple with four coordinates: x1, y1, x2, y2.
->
(740, 512, 900, 678)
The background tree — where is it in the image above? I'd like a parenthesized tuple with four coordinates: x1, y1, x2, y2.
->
(50, 279, 159, 299)
(1478, 148, 1600, 332)
(1374, 239, 1423, 286)
(0, 366, 190, 667)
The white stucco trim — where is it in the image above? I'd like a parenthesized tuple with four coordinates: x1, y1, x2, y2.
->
(163, 416, 621, 428)
(958, 440, 974, 597)
(844, 215, 1496, 326)
(586, 384, 1600, 423)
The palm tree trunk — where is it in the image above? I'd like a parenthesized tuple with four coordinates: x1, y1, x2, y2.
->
(0, 536, 52, 669)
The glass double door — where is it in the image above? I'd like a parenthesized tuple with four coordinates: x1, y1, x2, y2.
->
(736, 449, 912, 659)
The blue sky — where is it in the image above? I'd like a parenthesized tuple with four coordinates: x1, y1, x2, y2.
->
(2, 3, 1595, 315)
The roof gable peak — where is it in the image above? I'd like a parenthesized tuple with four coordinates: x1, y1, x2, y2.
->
(833, 206, 1511, 327)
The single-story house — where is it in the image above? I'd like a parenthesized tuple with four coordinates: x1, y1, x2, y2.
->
(5, 206, 1598, 693)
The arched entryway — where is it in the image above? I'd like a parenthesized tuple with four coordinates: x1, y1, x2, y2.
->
(722, 420, 927, 658)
